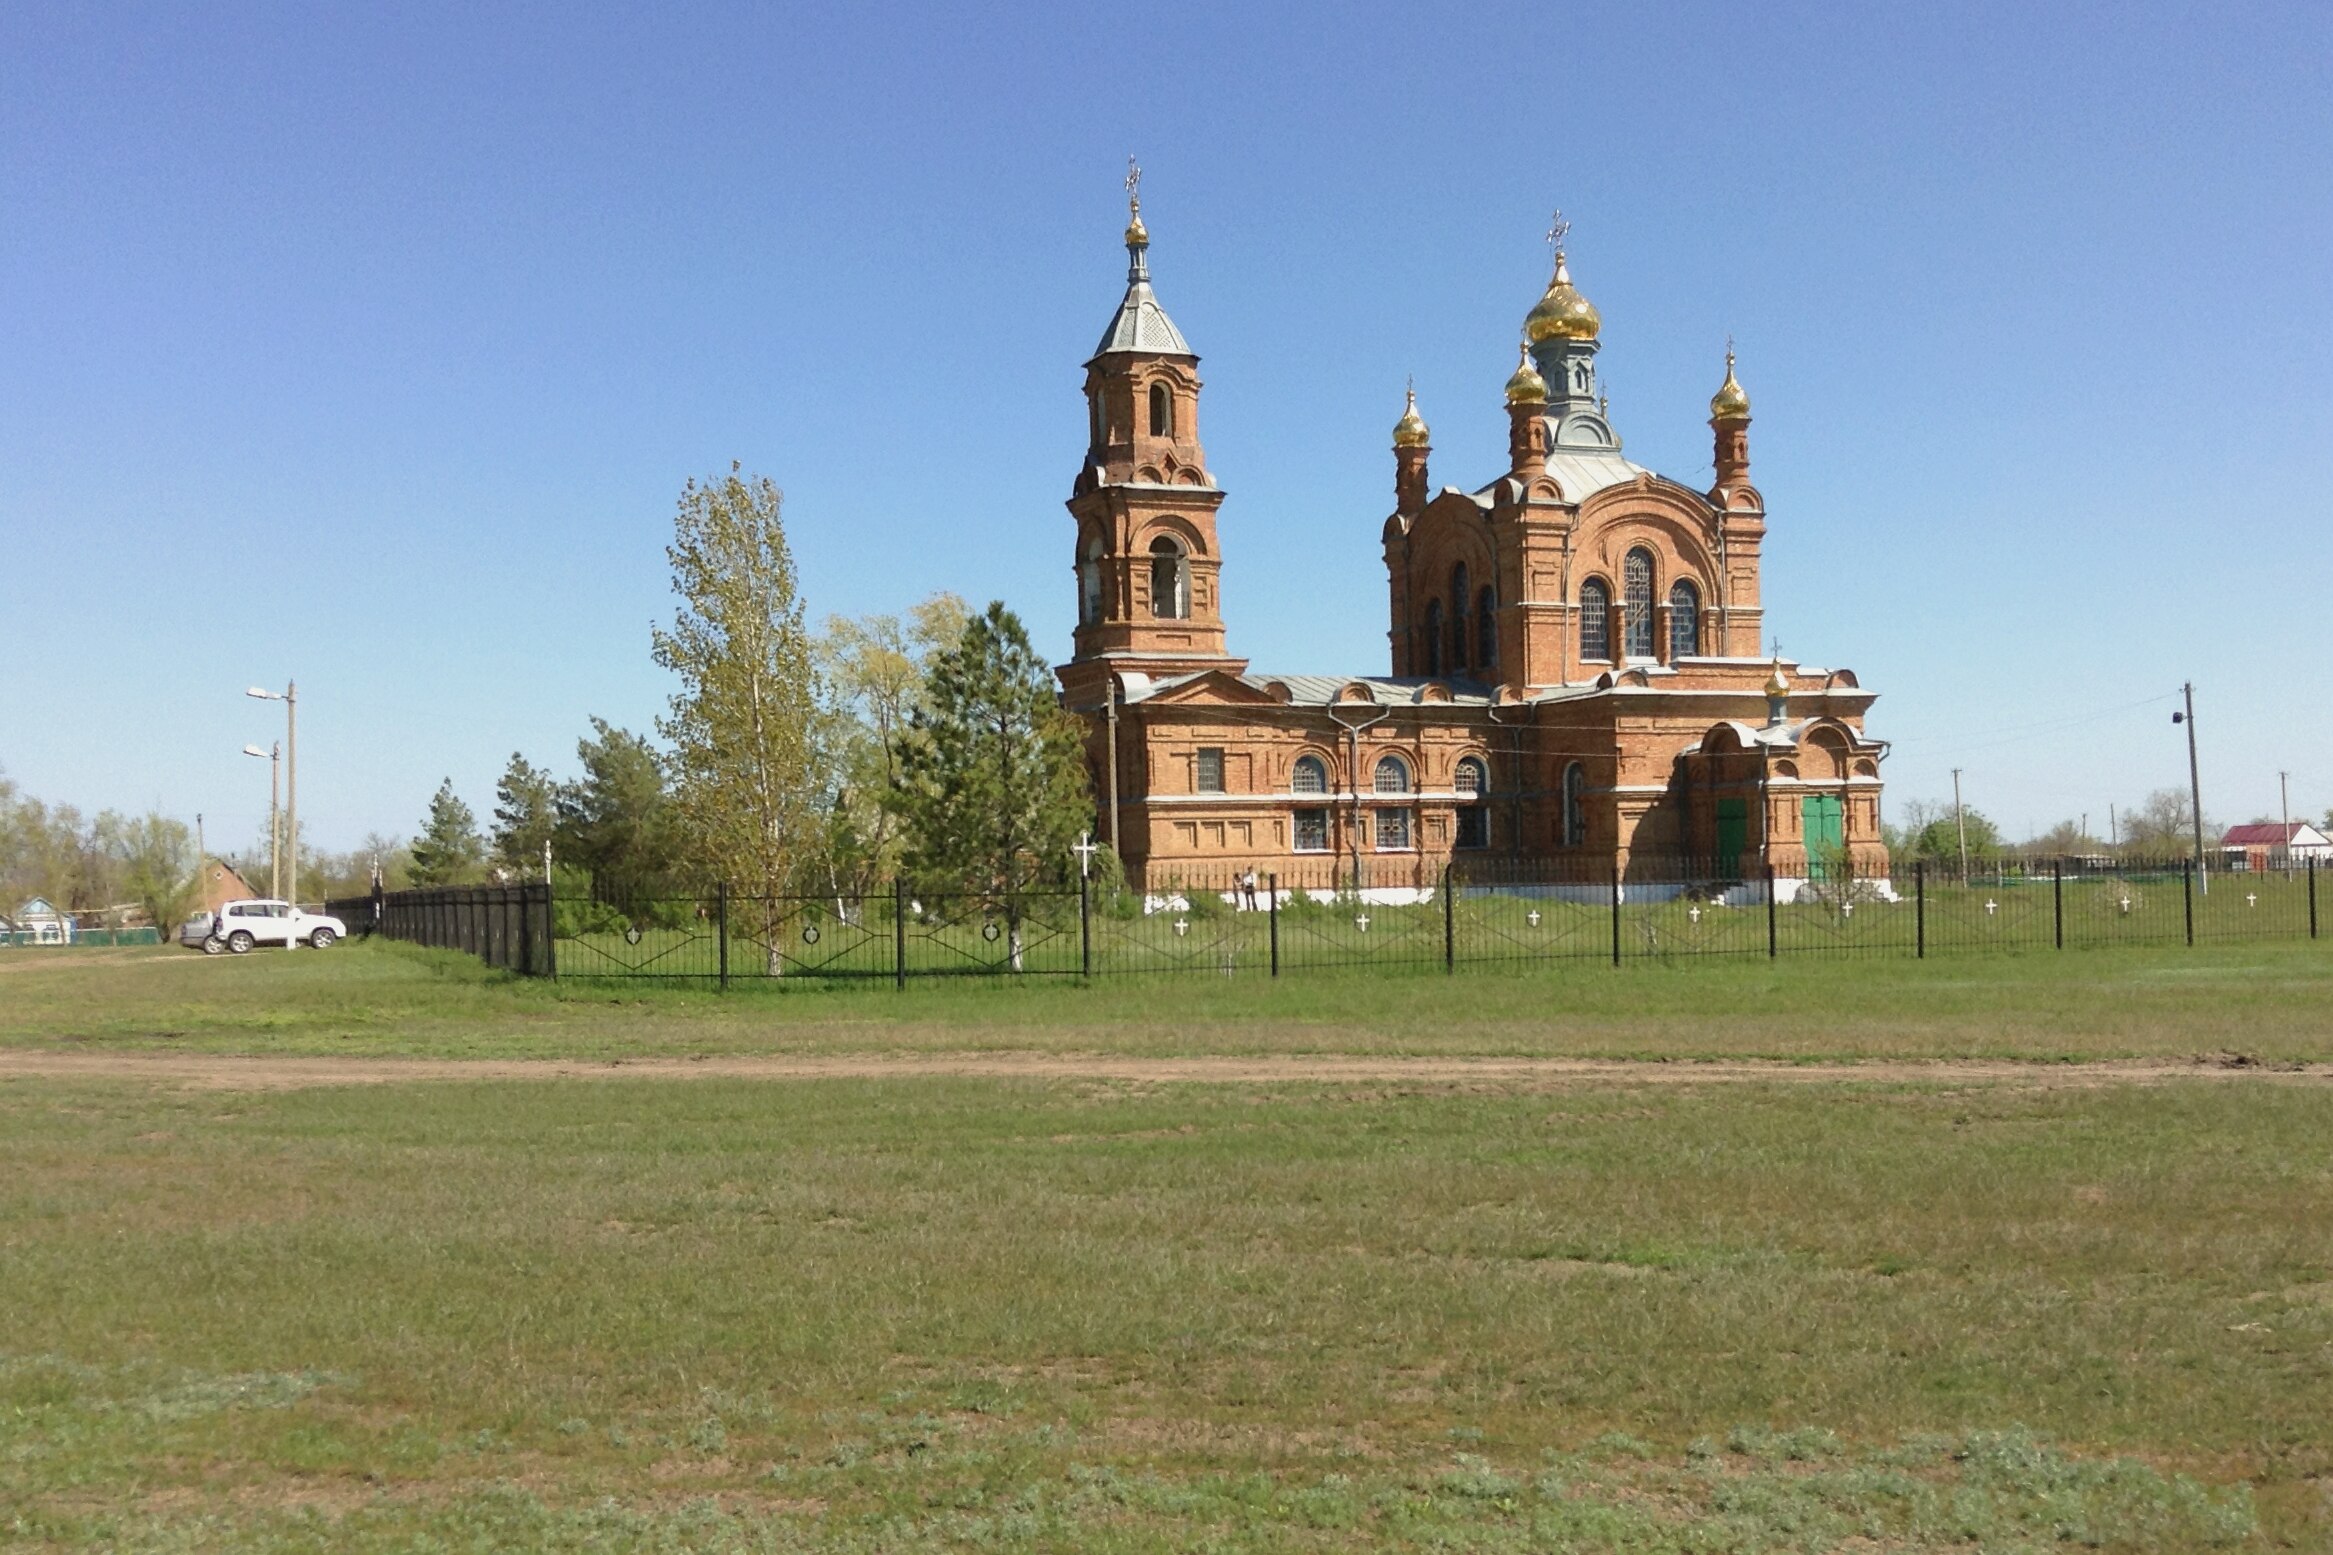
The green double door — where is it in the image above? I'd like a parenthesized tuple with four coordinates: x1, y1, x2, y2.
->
(1802, 794, 1844, 877)
(1716, 799, 1748, 869)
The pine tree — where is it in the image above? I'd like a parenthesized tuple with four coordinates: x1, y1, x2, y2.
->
(889, 602, 1093, 968)
(651, 466, 826, 946)
(409, 779, 484, 886)
(552, 720, 676, 904)
(489, 753, 558, 879)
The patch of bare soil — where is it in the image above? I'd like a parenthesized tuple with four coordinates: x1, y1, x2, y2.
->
(0, 1050, 2324, 1092)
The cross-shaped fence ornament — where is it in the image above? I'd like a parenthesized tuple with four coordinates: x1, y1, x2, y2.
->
(1526, 908, 1542, 927)
(1985, 900, 1998, 916)
(1174, 917, 1189, 937)
(1355, 913, 1372, 933)
(1073, 831, 1101, 880)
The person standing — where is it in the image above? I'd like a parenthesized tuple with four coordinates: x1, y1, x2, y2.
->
(1239, 866, 1260, 912)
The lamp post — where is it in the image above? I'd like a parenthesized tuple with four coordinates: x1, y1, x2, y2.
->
(2172, 683, 2205, 893)
(242, 743, 281, 898)
(247, 682, 297, 905)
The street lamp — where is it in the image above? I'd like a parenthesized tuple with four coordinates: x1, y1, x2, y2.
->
(242, 743, 281, 899)
(247, 681, 297, 905)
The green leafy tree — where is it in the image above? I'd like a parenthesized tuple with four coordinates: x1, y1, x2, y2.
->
(111, 812, 198, 936)
(889, 602, 1093, 969)
(1908, 806, 2003, 869)
(2119, 787, 2211, 860)
(652, 466, 828, 966)
(409, 779, 485, 886)
(818, 591, 969, 899)
(554, 719, 677, 905)
(489, 753, 559, 880)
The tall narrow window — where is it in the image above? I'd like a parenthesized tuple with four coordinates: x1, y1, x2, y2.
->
(1148, 537, 1189, 619)
(1456, 755, 1490, 850)
(1078, 536, 1104, 626)
(1423, 600, 1444, 676)
(1580, 579, 1611, 662)
(1454, 756, 1486, 796)
(1476, 585, 1497, 670)
(1196, 747, 1225, 794)
(1449, 563, 1470, 672)
(1148, 383, 1172, 438)
(1667, 580, 1701, 660)
(1373, 755, 1411, 794)
(1623, 548, 1655, 658)
(1562, 762, 1588, 846)
(1291, 755, 1328, 794)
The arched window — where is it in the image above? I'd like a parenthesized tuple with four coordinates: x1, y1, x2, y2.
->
(1077, 536, 1105, 626)
(1475, 585, 1497, 670)
(1148, 383, 1172, 438)
(1373, 755, 1411, 794)
(1562, 762, 1588, 846)
(1580, 579, 1611, 662)
(1449, 563, 1470, 672)
(1667, 579, 1701, 660)
(1455, 757, 1489, 850)
(1089, 393, 1102, 448)
(1291, 755, 1328, 794)
(1148, 537, 1189, 619)
(1623, 548, 1655, 659)
(1423, 600, 1444, 677)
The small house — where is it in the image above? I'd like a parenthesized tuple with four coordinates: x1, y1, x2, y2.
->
(10, 898, 75, 946)
(2217, 822, 2333, 871)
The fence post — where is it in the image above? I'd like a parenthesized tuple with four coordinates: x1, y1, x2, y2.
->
(1443, 865, 1455, 973)
(2053, 857, 2064, 951)
(893, 877, 907, 989)
(1915, 860, 1926, 959)
(1079, 870, 1092, 979)
(1766, 864, 1779, 958)
(1268, 872, 1280, 978)
(2311, 857, 2319, 940)
(1610, 863, 1622, 967)
(518, 884, 533, 975)
(2183, 858, 2195, 947)
(717, 882, 730, 991)
(544, 879, 558, 980)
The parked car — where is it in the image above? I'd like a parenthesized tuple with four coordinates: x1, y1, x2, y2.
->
(177, 912, 216, 948)
(201, 899, 347, 954)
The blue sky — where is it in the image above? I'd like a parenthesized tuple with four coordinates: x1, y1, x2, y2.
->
(4, 0, 2328, 852)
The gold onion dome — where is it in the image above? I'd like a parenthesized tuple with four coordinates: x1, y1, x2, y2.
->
(1764, 658, 1791, 698)
(1525, 253, 1601, 342)
(1504, 344, 1548, 405)
(1125, 208, 1148, 246)
(1710, 350, 1750, 420)
(1392, 386, 1430, 447)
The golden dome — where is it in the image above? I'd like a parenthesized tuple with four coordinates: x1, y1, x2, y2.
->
(1124, 210, 1148, 247)
(1710, 348, 1750, 421)
(1525, 253, 1601, 342)
(1392, 386, 1430, 447)
(1763, 658, 1791, 698)
(1503, 344, 1548, 405)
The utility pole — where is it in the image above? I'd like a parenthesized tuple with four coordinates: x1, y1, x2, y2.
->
(2175, 682, 2206, 893)
(1952, 767, 1969, 878)
(2109, 803, 2118, 850)
(246, 681, 298, 904)
(2281, 770, 2292, 861)
(1104, 678, 1120, 858)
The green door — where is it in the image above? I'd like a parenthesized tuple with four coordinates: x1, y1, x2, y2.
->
(1802, 794, 1844, 877)
(1715, 799, 1748, 871)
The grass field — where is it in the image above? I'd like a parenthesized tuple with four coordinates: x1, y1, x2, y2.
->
(2, 944, 2329, 1550)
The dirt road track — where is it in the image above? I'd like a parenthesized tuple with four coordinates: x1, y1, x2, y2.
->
(0, 1050, 2322, 1092)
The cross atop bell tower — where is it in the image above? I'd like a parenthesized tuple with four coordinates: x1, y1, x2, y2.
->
(1061, 169, 1242, 707)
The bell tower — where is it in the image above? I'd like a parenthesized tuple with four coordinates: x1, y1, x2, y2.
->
(1060, 165, 1244, 708)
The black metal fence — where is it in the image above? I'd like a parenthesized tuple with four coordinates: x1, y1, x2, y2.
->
(326, 884, 555, 977)
(333, 854, 2323, 984)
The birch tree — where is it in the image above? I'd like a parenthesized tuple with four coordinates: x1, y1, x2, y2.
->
(651, 465, 824, 969)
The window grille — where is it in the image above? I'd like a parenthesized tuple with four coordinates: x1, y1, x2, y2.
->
(1291, 755, 1328, 795)
(1580, 580, 1611, 661)
(1375, 807, 1413, 851)
(1562, 762, 1588, 846)
(1196, 748, 1225, 794)
(1624, 548, 1655, 658)
(1293, 808, 1330, 852)
(1373, 755, 1411, 794)
(1668, 580, 1701, 659)
(1455, 757, 1486, 795)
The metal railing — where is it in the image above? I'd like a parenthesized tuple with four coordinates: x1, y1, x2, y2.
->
(335, 854, 2320, 984)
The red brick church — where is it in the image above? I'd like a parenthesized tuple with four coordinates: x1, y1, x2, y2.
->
(1056, 185, 1888, 887)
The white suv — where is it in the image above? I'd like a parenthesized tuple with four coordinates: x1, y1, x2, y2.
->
(203, 899, 347, 954)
